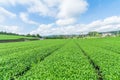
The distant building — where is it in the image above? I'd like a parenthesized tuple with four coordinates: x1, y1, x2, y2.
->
(101, 33, 114, 37)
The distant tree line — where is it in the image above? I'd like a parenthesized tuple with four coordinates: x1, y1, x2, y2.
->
(0, 31, 19, 36)
(26, 34, 42, 38)
(44, 35, 77, 39)
(0, 31, 42, 38)
(88, 31, 101, 37)
(1, 30, 120, 39)
(44, 31, 120, 39)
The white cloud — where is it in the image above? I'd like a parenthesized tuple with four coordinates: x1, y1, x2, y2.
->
(0, 7, 16, 22)
(57, 0, 88, 19)
(103, 16, 120, 25)
(0, 0, 88, 35)
(30, 24, 88, 35)
(27, 0, 51, 16)
(17, 0, 87, 26)
(0, 15, 5, 23)
(87, 16, 120, 32)
(1, 0, 120, 35)
(0, 0, 88, 22)
(30, 24, 54, 35)
(19, 12, 38, 25)
(0, 7, 16, 18)
(56, 0, 88, 26)
(0, 25, 21, 33)
(0, 0, 58, 17)
(31, 16, 120, 36)
(29, 0, 87, 18)
(0, 0, 32, 6)
(0, 0, 88, 25)
(56, 18, 76, 26)
(44, 0, 61, 7)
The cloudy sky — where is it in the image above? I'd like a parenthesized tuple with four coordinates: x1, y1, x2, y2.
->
(0, 0, 120, 35)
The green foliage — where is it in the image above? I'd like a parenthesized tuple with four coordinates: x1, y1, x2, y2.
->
(76, 37, 120, 80)
(0, 31, 42, 39)
(0, 35, 32, 40)
(0, 31, 19, 35)
(26, 34, 42, 38)
(0, 40, 66, 79)
(0, 37, 120, 80)
(88, 31, 101, 37)
(19, 41, 97, 80)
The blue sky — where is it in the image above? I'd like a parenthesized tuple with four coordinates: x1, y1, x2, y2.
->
(0, 0, 120, 35)
(78, 0, 120, 23)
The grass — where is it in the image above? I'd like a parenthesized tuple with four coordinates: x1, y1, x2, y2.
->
(0, 37, 120, 80)
(0, 35, 34, 40)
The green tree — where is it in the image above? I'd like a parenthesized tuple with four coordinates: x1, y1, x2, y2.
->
(88, 31, 100, 37)
(36, 34, 42, 38)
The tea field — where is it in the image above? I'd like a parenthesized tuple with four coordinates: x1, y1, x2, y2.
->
(0, 35, 33, 40)
(0, 37, 120, 80)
